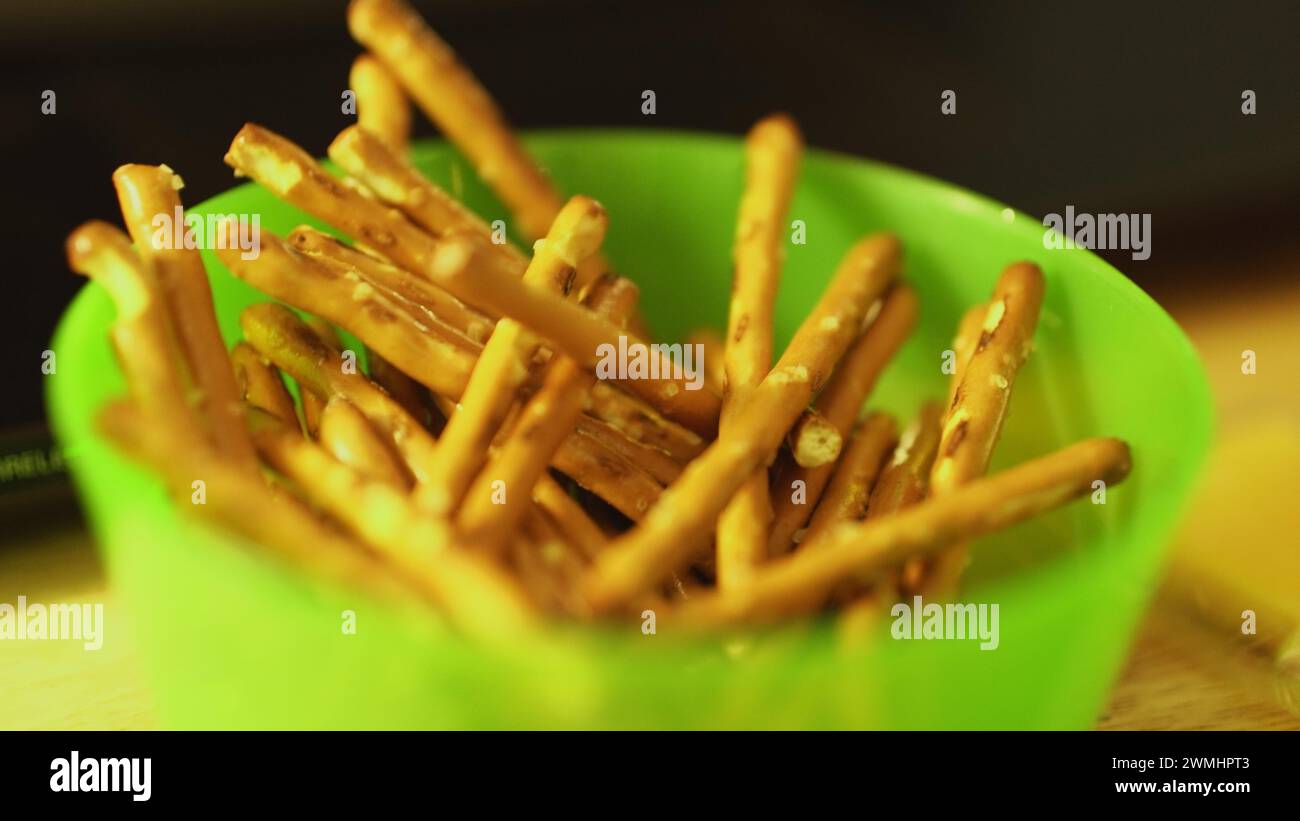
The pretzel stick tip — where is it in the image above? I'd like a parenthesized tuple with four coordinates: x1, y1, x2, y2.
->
(788, 407, 844, 468)
(349, 53, 411, 154)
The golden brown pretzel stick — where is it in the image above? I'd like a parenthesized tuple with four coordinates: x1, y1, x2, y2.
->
(548, 427, 662, 521)
(677, 437, 1132, 627)
(767, 282, 917, 554)
(241, 302, 444, 487)
(583, 234, 900, 610)
(944, 302, 989, 413)
(924, 262, 1045, 598)
(66, 221, 202, 439)
(318, 396, 412, 489)
(531, 477, 610, 561)
(299, 316, 345, 437)
(798, 412, 897, 550)
(573, 416, 682, 487)
(430, 239, 723, 437)
(586, 382, 705, 464)
(367, 350, 436, 430)
(230, 342, 298, 427)
(715, 114, 802, 590)
(98, 400, 412, 605)
(834, 401, 944, 640)
(224, 123, 444, 278)
(110, 165, 257, 469)
(246, 409, 535, 639)
(289, 225, 495, 343)
(724, 114, 801, 397)
(869, 400, 944, 595)
(329, 125, 525, 266)
(686, 328, 726, 395)
(349, 54, 411, 154)
(215, 231, 478, 401)
(458, 274, 639, 552)
(787, 407, 844, 468)
(419, 196, 607, 516)
(867, 402, 944, 521)
(346, 0, 569, 248)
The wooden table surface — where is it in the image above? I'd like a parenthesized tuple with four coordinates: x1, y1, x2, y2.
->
(3, 269, 1297, 731)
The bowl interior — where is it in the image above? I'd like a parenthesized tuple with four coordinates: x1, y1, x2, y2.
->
(47, 130, 1212, 728)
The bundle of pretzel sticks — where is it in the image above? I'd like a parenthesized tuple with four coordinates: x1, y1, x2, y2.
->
(66, 0, 1132, 643)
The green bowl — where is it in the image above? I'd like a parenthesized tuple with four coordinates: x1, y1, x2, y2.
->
(47, 130, 1212, 729)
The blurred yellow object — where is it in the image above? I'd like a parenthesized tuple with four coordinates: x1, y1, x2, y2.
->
(1156, 274, 1300, 708)
(1163, 417, 1300, 665)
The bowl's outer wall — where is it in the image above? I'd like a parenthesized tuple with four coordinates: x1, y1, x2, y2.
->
(47, 132, 1212, 729)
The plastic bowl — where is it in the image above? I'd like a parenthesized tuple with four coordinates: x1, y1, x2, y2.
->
(47, 130, 1212, 728)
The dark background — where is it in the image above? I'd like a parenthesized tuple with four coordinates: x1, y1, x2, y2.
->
(4, 0, 1299, 432)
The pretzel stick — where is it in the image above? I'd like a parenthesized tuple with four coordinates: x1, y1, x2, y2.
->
(583, 234, 900, 610)
(676, 437, 1131, 627)
(944, 301, 989, 413)
(686, 328, 726, 395)
(224, 123, 445, 278)
(798, 412, 897, 550)
(419, 195, 606, 515)
(834, 401, 944, 640)
(458, 274, 638, 552)
(531, 477, 610, 561)
(715, 114, 802, 590)
(767, 282, 917, 554)
(110, 165, 257, 469)
(215, 230, 478, 401)
(346, 0, 574, 252)
(240, 302, 444, 487)
(97, 400, 411, 605)
(787, 407, 844, 468)
(573, 416, 682, 486)
(66, 221, 203, 440)
(230, 342, 298, 427)
(548, 427, 662, 521)
(329, 125, 525, 267)
(586, 383, 705, 464)
(868, 399, 945, 594)
(289, 225, 495, 343)
(430, 239, 723, 437)
(367, 350, 436, 430)
(349, 54, 411, 154)
(298, 316, 345, 437)
(319, 396, 412, 489)
(246, 409, 535, 639)
(924, 262, 1045, 599)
